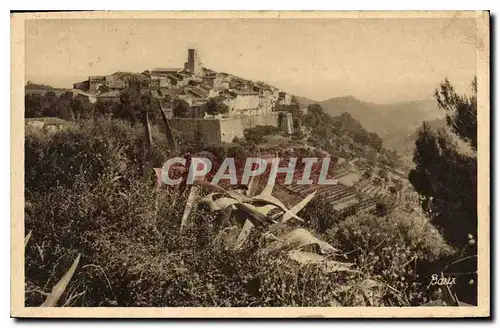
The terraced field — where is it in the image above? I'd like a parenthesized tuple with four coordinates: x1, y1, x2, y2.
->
(283, 174, 360, 218)
(276, 168, 418, 220)
(354, 178, 398, 210)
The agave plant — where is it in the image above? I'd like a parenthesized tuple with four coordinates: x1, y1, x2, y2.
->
(193, 172, 311, 240)
(25, 230, 81, 307)
(149, 113, 355, 273)
(169, 169, 356, 273)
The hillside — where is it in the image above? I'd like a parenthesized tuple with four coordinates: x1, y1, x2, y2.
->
(25, 81, 54, 90)
(296, 95, 444, 155)
(25, 117, 458, 308)
(294, 95, 318, 108)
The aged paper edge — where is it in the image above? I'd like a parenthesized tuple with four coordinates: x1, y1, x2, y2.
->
(10, 10, 490, 318)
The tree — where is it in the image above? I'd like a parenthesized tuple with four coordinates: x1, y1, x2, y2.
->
(283, 95, 302, 117)
(435, 77, 477, 150)
(25, 94, 43, 118)
(57, 92, 76, 121)
(25, 92, 78, 120)
(375, 200, 389, 217)
(113, 87, 159, 125)
(114, 88, 143, 125)
(25, 81, 53, 90)
(98, 85, 110, 94)
(173, 99, 190, 118)
(205, 96, 229, 116)
(243, 127, 268, 144)
(39, 91, 59, 117)
(368, 132, 383, 152)
(94, 100, 116, 117)
(307, 104, 324, 115)
(409, 77, 477, 249)
(139, 90, 161, 124)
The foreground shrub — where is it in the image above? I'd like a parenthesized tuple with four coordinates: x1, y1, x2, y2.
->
(25, 118, 169, 193)
(25, 174, 370, 307)
(24, 118, 363, 307)
(326, 212, 455, 305)
(302, 197, 340, 233)
(24, 118, 459, 307)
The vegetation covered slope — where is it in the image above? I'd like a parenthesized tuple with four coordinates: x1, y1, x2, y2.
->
(301, 104, 401, 169)
(24, 77, 477, 307)
(408, 77, 478, 304)
(297, 95, 444, 155)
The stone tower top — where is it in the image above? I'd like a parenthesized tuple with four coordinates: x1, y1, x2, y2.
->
(184, 48, 203, 76)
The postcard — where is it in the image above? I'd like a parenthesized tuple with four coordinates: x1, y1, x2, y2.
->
(11, 10, 490, 318)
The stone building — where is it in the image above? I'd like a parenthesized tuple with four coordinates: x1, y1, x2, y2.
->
(278, 112, 293, 135)
(72, 89, 97, 104)
(25, 117, 74, 133)
(106, 72, 133, 90)
(278, 92, 292, 106)
(148, 75, 171, 89)
(68, 48, 301, 143)
(221, 90, 261, 115)
(151, 68, 182, 75)
(73, 80, 89, 91)
(96, 90, 121, 102)
(203, 73, 218, 87)
(233, 91, 260, 112)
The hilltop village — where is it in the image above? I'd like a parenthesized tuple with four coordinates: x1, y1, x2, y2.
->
(68, 51, 416, 219)
(24, 23, 477, 308)
(26, 48, 419, 221)
(70, 49, 295, 142)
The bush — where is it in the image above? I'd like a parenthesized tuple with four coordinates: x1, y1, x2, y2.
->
(24, 118, 458, 307)
(243, 125, 280, 144)
(375, 201, 389, 217)
(25, 173, 365, 306)
(301, 197, 339, 233)
(204, 96, 229, 116)
(25, 118, 169, 193)
(25, 118, 373, 307)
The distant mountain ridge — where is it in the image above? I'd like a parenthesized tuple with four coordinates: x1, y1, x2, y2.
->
(293, 95, 318, 108)
(294, 95, 444, 155)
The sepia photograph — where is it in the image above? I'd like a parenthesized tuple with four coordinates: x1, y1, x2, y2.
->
(11, 10, 490, 318)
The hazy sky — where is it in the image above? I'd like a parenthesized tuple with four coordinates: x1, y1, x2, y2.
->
(25, 18, 478, 103)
